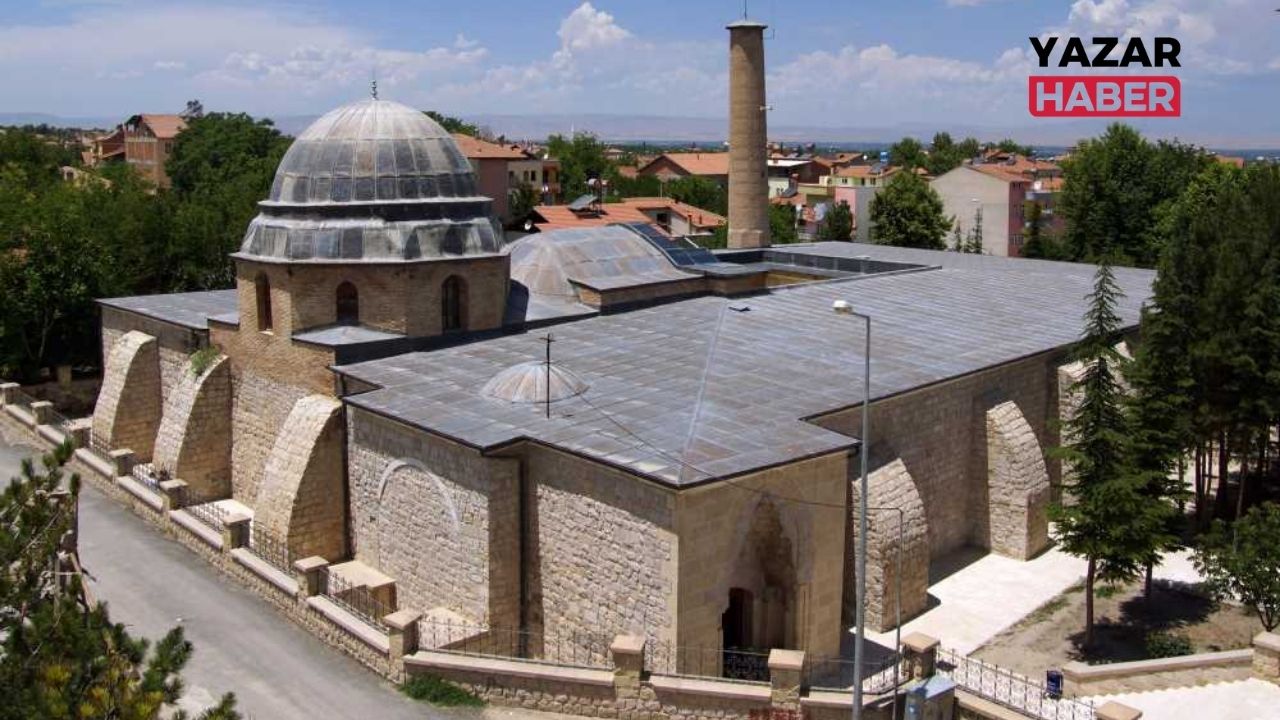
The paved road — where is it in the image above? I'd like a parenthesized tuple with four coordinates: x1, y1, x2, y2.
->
(0, 431, 471, 720)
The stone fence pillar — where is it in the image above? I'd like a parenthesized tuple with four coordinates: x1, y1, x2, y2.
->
(221, 513, 250, 550)
(66, 418, 91, 449)
(108, 449, 135, 479)
(159, 479, 188, 511)
(30, 401, 53, 426)
(1096, 701, 1142, 720)
(385, 609, 422, 681)
(611, 635, 645, 698)
(902, 632, 940, 680)
(1253, 632, 1280, 684)
(294, 556, 329, 598)
(0, 382, 19, 405)
(768, 649, 806, 712)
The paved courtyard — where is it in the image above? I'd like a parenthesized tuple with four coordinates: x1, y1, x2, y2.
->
(863, 543, 1205, 656)
(1091, 678, 1280, 719)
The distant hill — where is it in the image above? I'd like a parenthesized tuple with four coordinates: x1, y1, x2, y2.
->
(0, 112, 116, 130)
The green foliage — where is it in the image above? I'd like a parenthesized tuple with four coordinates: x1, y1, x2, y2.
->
(423, 110, 480, 137)
(1194, 503, 1280, 631)
(888, 137, 926, 170)
(925, 132, 982, 176)
(546, 132, 615, 201)
(818, 200, 853, 241)
(869, 172, 951, 249)
(769, 203, 799, 245)
(995, 138, 1034, 157)
(1059, 124, 1210, 266)
(0, 443, 240, 719)
(400, 675, 485, 707)
(166, 113, 290, 289)
(189, 347, 220, 377)
(1145, 631, 1193, 659)
(507, 182, 539, 230)
(1051, 261, 1156, 645)
(666, 176, 727, 217)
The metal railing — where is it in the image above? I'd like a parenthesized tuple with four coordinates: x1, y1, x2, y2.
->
(183, 493, 230, 532)
(806, 651, 907, 694)
(6, 388, 36, 415)
(416, 618, 614, 670)
(247, 524, 293, 574)
(130, 463, 163, 494)
(938, 649, 1095, 720)
(321, 567, 392, 633)
(645, 642, 772, 683)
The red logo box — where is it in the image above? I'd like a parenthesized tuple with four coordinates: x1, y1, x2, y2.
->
(1028, 76, 1180, 117)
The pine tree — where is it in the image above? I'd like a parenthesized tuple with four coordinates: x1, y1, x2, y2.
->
(1051, 260, 1152, 648)
(965, 206, 984, 254)
(0, 443, 240, 719)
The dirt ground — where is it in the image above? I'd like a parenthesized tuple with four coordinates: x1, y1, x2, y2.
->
(973, 578, 1259, 677)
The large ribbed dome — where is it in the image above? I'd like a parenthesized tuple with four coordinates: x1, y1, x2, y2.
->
(238, 98, 502, 263)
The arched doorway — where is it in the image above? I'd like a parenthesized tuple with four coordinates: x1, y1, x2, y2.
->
(721, 499, 798, 680)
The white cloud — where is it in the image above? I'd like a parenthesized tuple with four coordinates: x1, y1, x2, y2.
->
(558, 2, 630, 53)
(153, 60, 186, 71)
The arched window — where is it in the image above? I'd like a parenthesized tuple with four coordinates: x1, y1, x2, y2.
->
(336, 282, 359, 325)
(441, 275, 466, 333)
(254, 273, 273, 332)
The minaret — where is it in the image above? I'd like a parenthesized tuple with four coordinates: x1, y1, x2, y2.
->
(726, 18, 770, 249)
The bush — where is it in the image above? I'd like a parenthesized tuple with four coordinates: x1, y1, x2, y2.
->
(189, 346, 220, 377)
(400, 675, 485, 707)
(1145, 631, 1193, 659)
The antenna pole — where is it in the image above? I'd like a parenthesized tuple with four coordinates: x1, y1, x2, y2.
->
(544, 333, 554, 419)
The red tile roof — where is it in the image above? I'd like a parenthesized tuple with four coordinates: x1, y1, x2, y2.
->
(640, 152, 730, 177)
(532, 197, 725, 233)
(451, 133, 532, 160)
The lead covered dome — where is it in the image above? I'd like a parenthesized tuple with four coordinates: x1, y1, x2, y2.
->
(238, 98, 502, 262)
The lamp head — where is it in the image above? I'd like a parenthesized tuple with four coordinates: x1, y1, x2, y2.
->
(832, 299, 854, 315)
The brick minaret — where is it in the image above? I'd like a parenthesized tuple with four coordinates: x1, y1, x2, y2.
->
(726, 18, 770, 249)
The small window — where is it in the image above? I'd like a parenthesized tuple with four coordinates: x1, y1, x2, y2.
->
(255, 273, 273, 332)
(336, 281, 359, 325)
(442, 275, 466, 333)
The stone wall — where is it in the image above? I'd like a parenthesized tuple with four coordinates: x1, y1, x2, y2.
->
(676, 452, 848, 661)
(347, 408, 519, 627)
(813, 351, 1060, 559)
(100, 307, 205, 403)
(92, 330, 162, 461)
(985, 402, 1050, 560)
(152, 354, 232, 498)
(254, 395, 346, 561)
(1063, 649, 1253, 696)
(525, 444, 678, 663)
(849, 459, 929, 632)
(234, 255, 509, 339)
(225, 367, 312, 503)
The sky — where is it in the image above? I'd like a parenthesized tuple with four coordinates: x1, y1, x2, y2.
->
(0, 0, 1277, 145)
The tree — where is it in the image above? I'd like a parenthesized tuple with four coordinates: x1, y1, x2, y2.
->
(166, 113, 290, 289)
(1194, 503, 1280, 631)
(995, 138, 1033, 157)
(423, 110, 480, 137)
(1022, 202, 1047, 258)
(0, 443, 240, 719)
(769, 203, 799, 245)
(546, 133, 615, 201)
(926, 132, 965, 176)
(965, 206, 984, 254)
(1051, 260, 1152, 647)
(950, 222, 964, 252)
(1059, 124, 1210, 266)
(818, 200, 853, 241)
(888, 137, 926, 170)
(507, 183, 538, 230)
(666, 176, 727, 217)
(868, 172, 951, 249)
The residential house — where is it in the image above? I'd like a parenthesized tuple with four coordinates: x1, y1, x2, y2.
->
(123, 114, 186, 188)
(453, 133, 561, 224)
(637, 152, 730, 187)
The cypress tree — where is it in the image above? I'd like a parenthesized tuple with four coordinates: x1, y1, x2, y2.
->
(1052, 260, 1151, 648)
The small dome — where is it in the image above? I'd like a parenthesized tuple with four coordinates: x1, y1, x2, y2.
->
(482, 361, 589, 404)
(237, 97, 502, 263)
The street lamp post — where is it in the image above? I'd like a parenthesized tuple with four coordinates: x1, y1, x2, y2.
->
(832, 299, 870, 720)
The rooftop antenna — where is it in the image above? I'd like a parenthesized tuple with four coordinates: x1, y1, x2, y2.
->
(543, 333, 555, 419)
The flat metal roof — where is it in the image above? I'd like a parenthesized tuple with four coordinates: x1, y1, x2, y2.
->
(337, 245, 1154, 488)
(98, 289, 239, 331)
